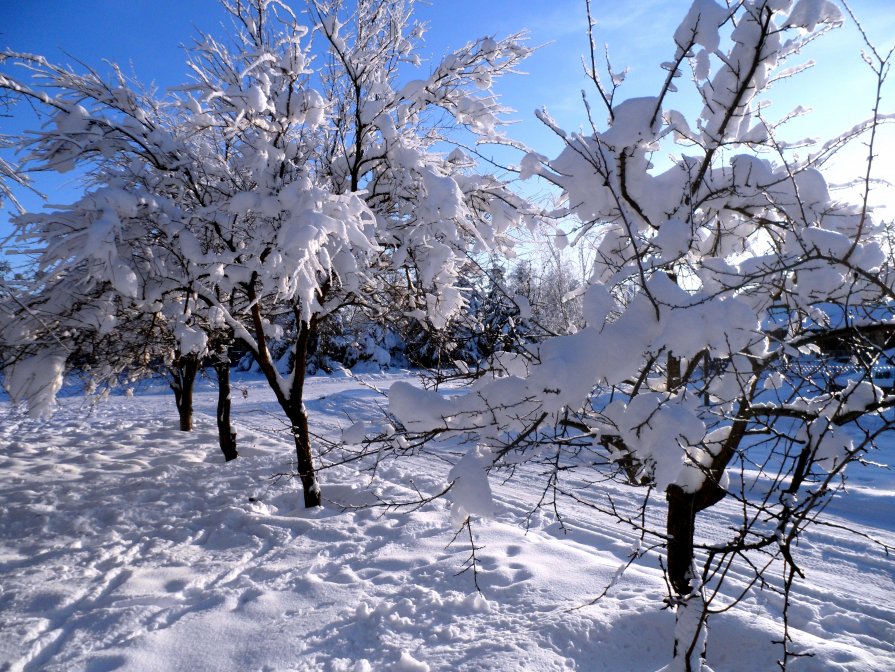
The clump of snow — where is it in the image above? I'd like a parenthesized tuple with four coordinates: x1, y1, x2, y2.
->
(388, 381, 456, 431)
(604, 393, 707, 492)
(395, 651, 430, 672)
(673, 0, 728, 54)
(652, 219, 691, 260)
(447, 445, 495, 522)
(342, 420, 368, 444)
(3, 349, 67, 418)
(785, 0, 843, 32)
(602, 97, 661, 148)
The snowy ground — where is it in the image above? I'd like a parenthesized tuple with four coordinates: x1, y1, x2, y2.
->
(1, 371, 893, 671)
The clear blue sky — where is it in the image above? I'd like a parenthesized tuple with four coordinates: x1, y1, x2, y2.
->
(2, 0, 893, 247)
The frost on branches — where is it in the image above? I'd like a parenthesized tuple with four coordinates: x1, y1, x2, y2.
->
(389, 1, 894, 669)
(0, 0, 532, 506)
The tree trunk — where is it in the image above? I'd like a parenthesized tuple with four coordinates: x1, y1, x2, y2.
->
(664, 486, 708, 671)
(665, 482, 725, 671)
(289, 404, 321, 508)
(665, 416, 737, 597)
(214, 352, 238, 462)
(666, 485, 697, 597)
(289, 318, 321, 507)
(169, 351, 199, 432)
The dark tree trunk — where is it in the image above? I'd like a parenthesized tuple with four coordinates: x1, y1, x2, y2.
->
(666, 485, 697, 596)
(664, 404, 746, 597)
(660, 387, 750, 670)
(289, 318, 321, 507)
(214, 353, 238, 462)
(664, 346, 696, 597)
(666, 481, 729, 597)
(169, 351, 200, 432)
(666, 485, 711, 671)
(289, 404, 321, 508)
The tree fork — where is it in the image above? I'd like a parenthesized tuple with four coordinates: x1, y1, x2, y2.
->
(246, 283, 322, 507)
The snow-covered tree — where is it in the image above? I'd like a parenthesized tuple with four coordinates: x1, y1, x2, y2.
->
(508, 255, 584, 339)
(387, 1, 895, 668)
(177, 0, 530, 505)
(305, 0, 533, 332)
(0, 0, 532, 506)
(0, 171, 235, 440)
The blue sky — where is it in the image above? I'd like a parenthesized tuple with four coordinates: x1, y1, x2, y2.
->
(2, 0, 893, 246)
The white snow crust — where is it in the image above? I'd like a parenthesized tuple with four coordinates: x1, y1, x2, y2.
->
(0, 372, 893, 671)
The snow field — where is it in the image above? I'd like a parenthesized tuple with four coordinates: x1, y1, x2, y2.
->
(1, 372, 893, 671)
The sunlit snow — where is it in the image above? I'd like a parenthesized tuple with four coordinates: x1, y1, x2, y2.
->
(1, 372, 892, 671)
